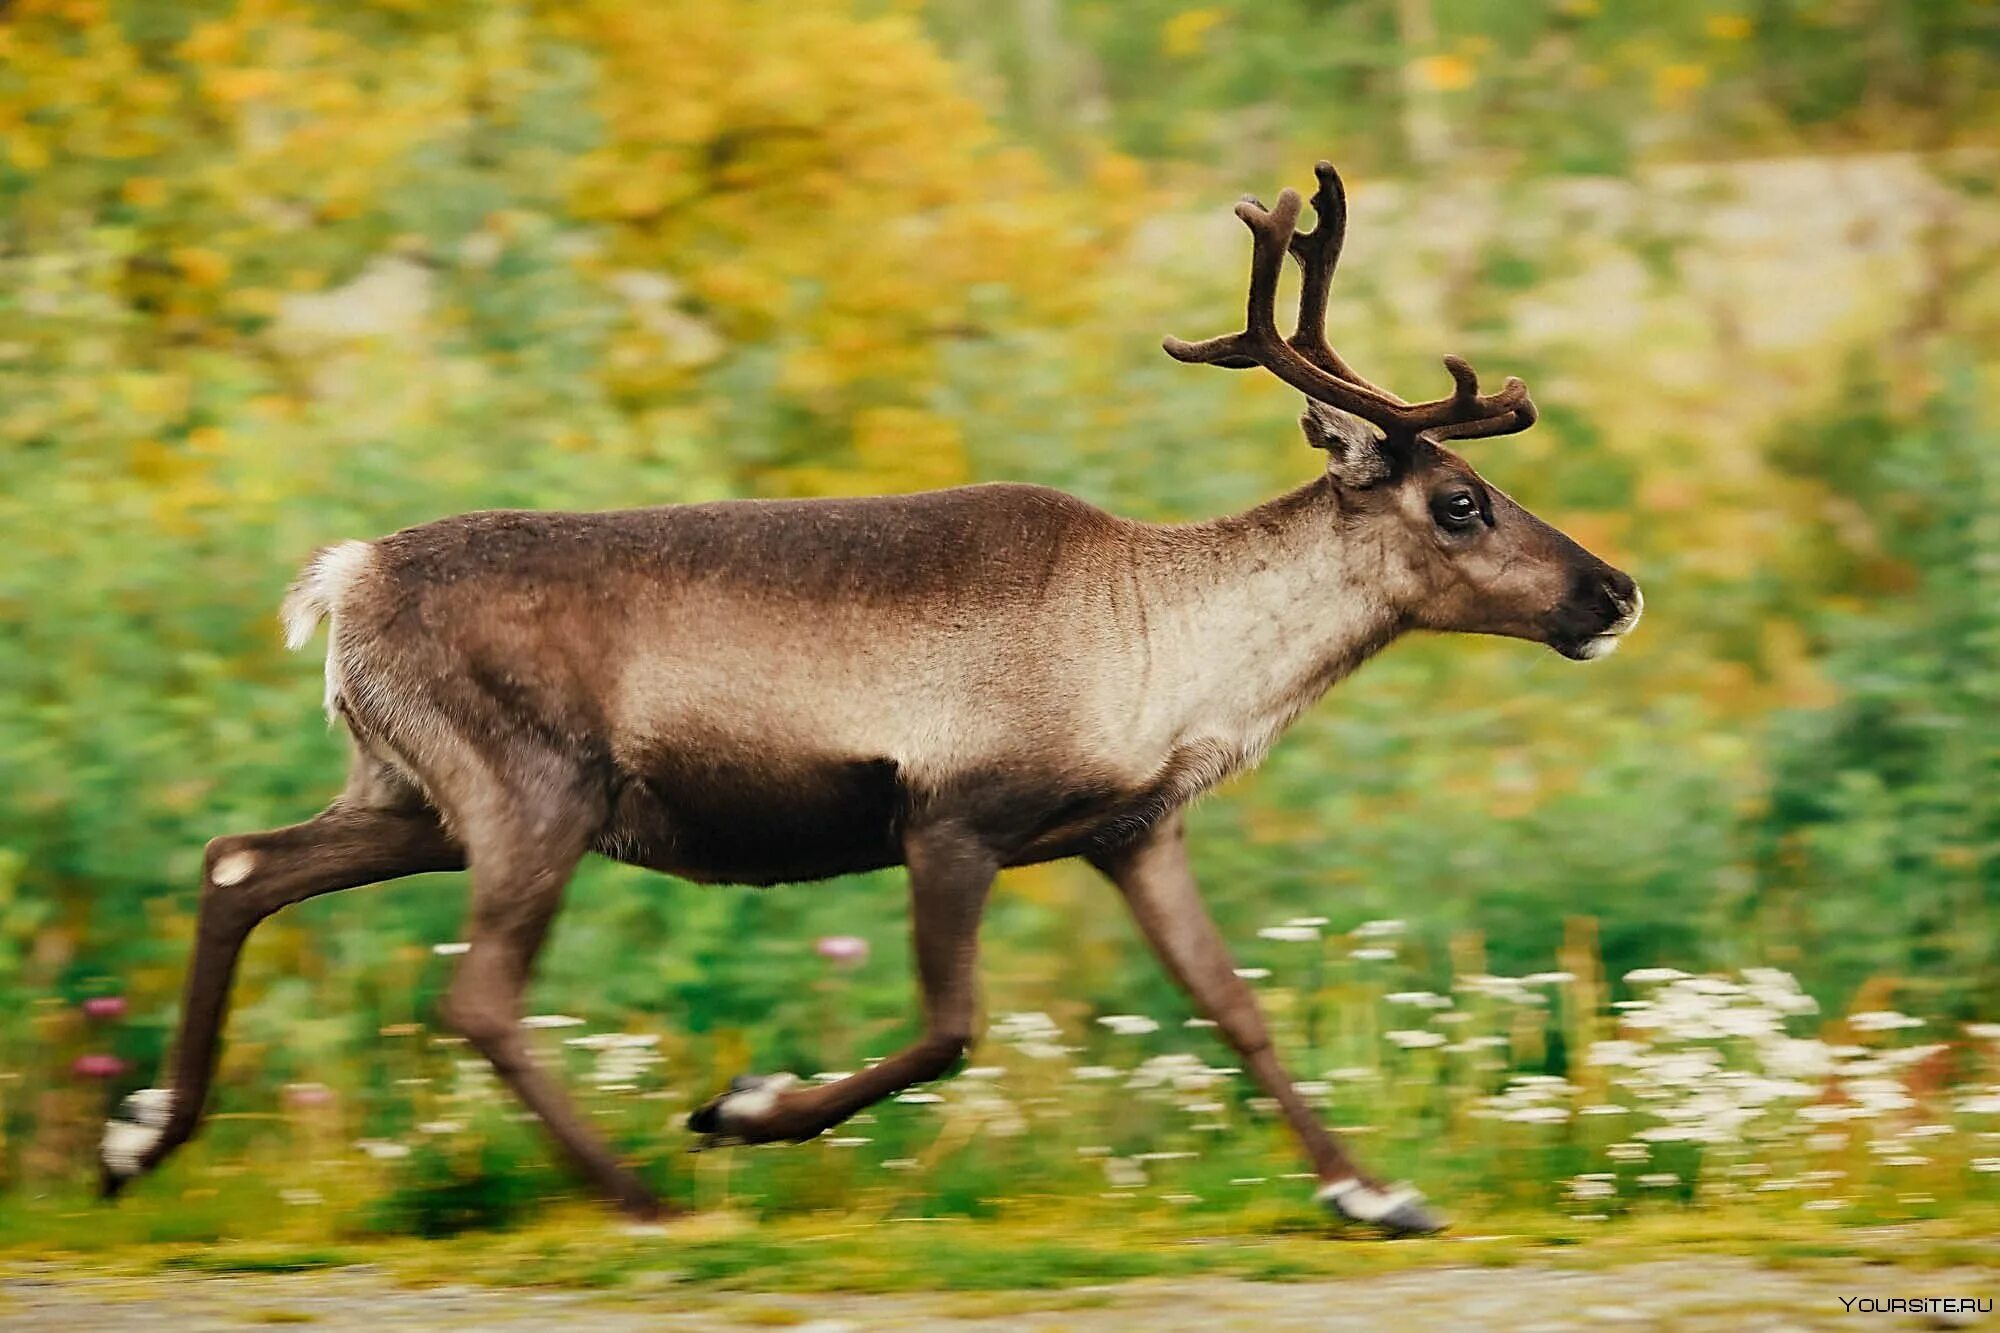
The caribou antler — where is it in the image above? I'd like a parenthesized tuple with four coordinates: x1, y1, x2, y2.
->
(1164, 161, 1536, 445)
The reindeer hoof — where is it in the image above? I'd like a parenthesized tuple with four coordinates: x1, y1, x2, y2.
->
(1316, 1179, 1446, 1237)
(100, 1087, 177, 1192)
(687, 1073, 798, 1148)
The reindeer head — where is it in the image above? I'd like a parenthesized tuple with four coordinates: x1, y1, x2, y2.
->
(1166, 162, 1641, 661)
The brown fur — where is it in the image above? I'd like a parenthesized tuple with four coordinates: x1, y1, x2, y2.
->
(114, 162, 1641, 1232)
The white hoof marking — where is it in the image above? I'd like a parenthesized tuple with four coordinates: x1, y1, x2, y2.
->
(715, 1073, 798, 1127)
(101, 1088, 176, 1179)
(1316, 1178, 1422, 1222)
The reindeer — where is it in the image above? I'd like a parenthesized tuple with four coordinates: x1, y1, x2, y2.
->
(101, 163, 1639, 1235)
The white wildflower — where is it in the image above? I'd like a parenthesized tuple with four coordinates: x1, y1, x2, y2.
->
(1567, 1174, 1616, 1200)
(1634, 1126, 1700, 1142)
(1505, 1105, 1571, 1124)
(1098, 1014, 1159, 1036)
(1797, 1104, 1866, 1123)
(1588, 1040, 1644, 1067)
(1385, 1030, 1447, 1049)
(1385, 991, 1448, 1008)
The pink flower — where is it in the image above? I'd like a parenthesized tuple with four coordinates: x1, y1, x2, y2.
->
(815, 935, 869, 967)
(72, 1054, 127, 1079)
(82, 996, 127, 1020)
(283, 1082, 336, 1108)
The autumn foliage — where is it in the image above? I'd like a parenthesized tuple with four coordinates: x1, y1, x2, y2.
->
(0, 0, 1995, 1221)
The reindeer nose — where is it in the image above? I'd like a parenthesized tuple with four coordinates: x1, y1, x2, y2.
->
(1568, 563, 1635, 620)
(1603, 568, 1639, 617)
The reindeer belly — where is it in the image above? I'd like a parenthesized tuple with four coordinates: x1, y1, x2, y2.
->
(599, 750, 906, 886)
(594, 739, 1205, 886)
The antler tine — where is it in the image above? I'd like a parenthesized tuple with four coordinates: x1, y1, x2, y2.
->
(1164, 191, 1412, 423)
(1163, 165, 1533, 440)
(1286, 161, 1394, 398)
(1418, 357, 1537, 444)
(1425, 389, 1539, 444)
(1162, 189, 1303, 370)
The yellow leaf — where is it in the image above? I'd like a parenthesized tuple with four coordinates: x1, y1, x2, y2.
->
(1653, 62, 1710, 108)
(208, 68, 280, 105)
(853, 406, 966, 491)
(176, 20, 241, 64)
(1705, 14, 1753, 41)
(1160, 8, 1226, 59)
(226, 287, 281, 318)
(1411, 53, 1476, 92)
(6, 131, 48, 173)
(172, 247, 231, 289)
(121, 175, 167, 207)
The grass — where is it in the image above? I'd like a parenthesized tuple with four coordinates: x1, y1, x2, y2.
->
(7, 1192, 2000, 1298)
(11, 955, 2000, 1304)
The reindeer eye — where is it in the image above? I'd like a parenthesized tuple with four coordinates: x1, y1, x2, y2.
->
(1434, 491, 1481, 530)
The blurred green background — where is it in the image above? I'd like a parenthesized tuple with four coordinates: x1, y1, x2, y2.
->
(1, 0, 1997, 1239)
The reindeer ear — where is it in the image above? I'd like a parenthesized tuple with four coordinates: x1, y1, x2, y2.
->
(1300, 401, 1392, 487)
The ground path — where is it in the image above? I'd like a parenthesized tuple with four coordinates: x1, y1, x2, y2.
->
(5, 1256, 1994, 1330)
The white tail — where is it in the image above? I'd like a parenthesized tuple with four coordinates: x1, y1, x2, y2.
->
(279, 541, 374, 716)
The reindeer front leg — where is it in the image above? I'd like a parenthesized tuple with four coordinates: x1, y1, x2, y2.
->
(1089, 814, 1443, 1236)
(691, 821, 993, 1145)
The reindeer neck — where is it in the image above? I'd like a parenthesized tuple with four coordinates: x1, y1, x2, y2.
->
(1135, 475, 1404, 768)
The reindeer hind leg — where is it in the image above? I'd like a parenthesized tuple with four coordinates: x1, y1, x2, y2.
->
(105, 749, 463, 1196)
